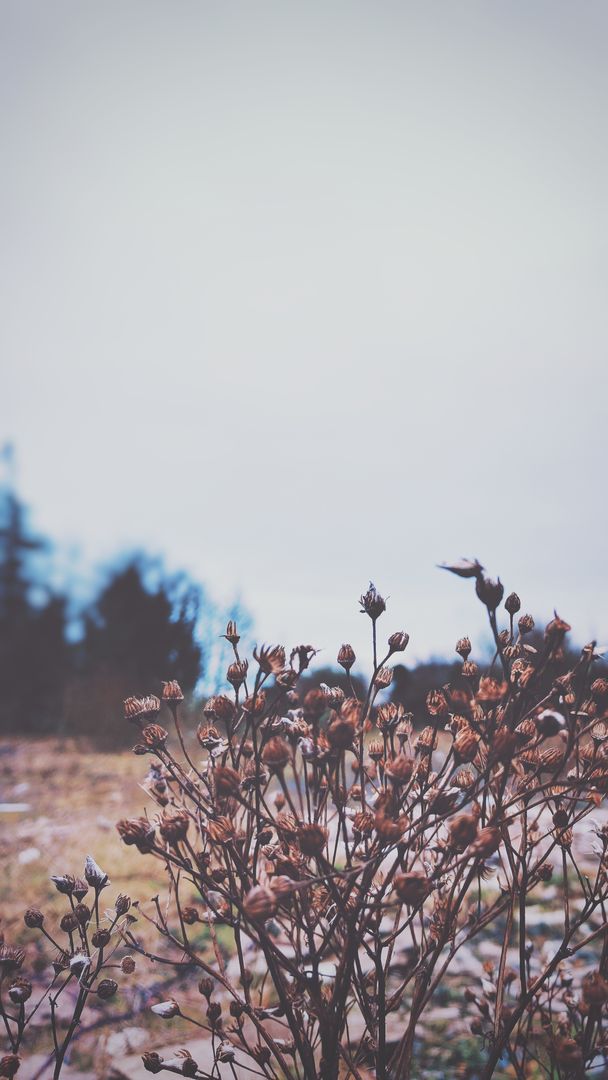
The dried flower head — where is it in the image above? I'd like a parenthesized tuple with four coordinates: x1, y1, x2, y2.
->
(151, 1000, 181, 1019)
(227, 659, 249, 688)
(84, 855, 109, 891)
(456, 636, 472, 660)
(297, 823, 328, 857)
(359, 583, 386, 619)
(116, 817, 156, 853)
(393, 872, 430, 905)
(162, 680, 184, 703)
(337, 643, 356, 671)
(159, 809, 190, 845)
(261, 736, 291, 773)
(253, 643, 286, 675)
(243, 886, 278, 922)
(388, 631, 409, 653)
(222, 619, 240, 645)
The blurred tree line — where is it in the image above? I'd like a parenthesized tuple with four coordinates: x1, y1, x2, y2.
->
(0, 453, 248, 745)
(0, 467, 466, 747)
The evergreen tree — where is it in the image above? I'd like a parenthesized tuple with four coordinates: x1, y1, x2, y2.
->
(0, 457, 70, 733)
(67, 556, 204, 743)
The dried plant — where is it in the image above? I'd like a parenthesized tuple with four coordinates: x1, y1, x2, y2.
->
(6, 563, 608, 1079)
(0, 858, 136, 1079)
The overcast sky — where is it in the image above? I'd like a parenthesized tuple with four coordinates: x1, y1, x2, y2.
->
(2, 1, 607, 669)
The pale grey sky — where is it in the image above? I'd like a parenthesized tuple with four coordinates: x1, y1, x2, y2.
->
(2, 1, 607, 667)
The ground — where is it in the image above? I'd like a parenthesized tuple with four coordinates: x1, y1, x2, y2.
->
(2, 738, 603, 1079)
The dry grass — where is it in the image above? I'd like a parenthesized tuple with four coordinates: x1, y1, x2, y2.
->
(0, 738, 166, 931)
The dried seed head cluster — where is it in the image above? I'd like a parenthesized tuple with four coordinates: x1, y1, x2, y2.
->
(6, 857, 135, 1079)
(9, 574, 608, 1080)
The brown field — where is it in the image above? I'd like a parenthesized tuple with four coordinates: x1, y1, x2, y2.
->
(1, 739, 221, 1079)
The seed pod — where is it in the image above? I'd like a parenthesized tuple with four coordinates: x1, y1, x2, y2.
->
(115, 894, 131, 916)
(121, 956, 136, 974)
(475, 575, 504, 611)
(74, 904, 91, 925)
(261, 736, 291, 773)
(514, 718, 537, 743)
(8, 978, 32, 1004)
(415, 726, 437, 755)
(327, 717, 356, 750)
(242, 886, 277, 922)
(454, 726, 479, 763)
(591, 678, 608, 704)
(206, 817, 235, 844)
(60, 913, 79, 934)
(461, 660, 479, 679)
(122, 695, 159, 721)
(51, 875, 76, 896)
(141, 724, 169, 750)
(374, 812, 408, 845)
(553, 1036, 582, 1068)
(227, 660, 248, 688)
(23, 909, 44, 929)
(70, 954, 91, 978)
(368, 741, 383, 767)
(388, 631, 409, 653)
(540, 746, 564, 770)
(116, 817, 156, 853)
(352, 811, 375, 838)
(175, 905, 197, 925)
(376, 703, 400, 732)
(505, 592, 521, 615)
(203, 695, 236, 723)
(337, 644, 356, 671)
(456, 637, 472, 660)
(360, 584, 386, 619)
(451, 768, 476, 790)
(91, 929, 111, 949)
(544, 613, 571, 648)
(242, 690, 267, 715)
(224, 620, 240, 645)
(297, 823, 328, 857)
(384, 754, 414, 785)
(477, 677, 507, 702)
(253, 644, 286, 675)
(214, 765, 241, 798)
(582, 971, 608, 1006)
(0, 1055, 21, 1078)
(162, 680, 184, 703)
(490, 727, 517, 764)
(151, 1000, 180, 1019)
(159, 810, 190, 845)
(449, 812, 480, 852)
(97, 978, 118, 1000)
(142, 1053, 163, 1074)
(207, 1004, 222, 1030)
(303, 688, 327, 721)
(270, 876, 295, 902)
(393, 872, 429, 905)
(426, 690, 448, 717)
(469, 826, 501, 858)
(84, 856, 109, 891)
(428, 788, 458, 815)
(374, 667, 393, 690)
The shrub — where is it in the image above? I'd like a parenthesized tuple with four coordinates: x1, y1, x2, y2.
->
(6, 564, 608, 1079)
